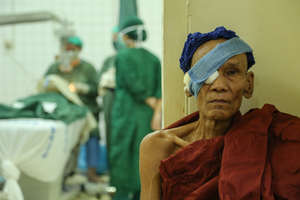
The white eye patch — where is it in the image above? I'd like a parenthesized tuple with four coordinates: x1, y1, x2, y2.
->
(187, 37, 252, 97)
(205, 71, 219, 84)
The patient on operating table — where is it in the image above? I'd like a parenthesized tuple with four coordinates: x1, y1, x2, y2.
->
(139, 26, 300, 199)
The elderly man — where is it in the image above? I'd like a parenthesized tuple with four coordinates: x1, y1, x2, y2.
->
(139, 27, 300, 200)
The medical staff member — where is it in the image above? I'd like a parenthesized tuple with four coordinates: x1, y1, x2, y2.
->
(98, 27, 120, 166)
(109, 17, 162, 200)
(44, 36, 101, 183)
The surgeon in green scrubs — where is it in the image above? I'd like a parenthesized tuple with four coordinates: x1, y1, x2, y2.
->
(98, 27, 120, 165)
(45, 36, 101, 183)
(109, 17, 162, 200)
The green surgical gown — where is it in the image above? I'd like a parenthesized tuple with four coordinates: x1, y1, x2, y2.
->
(98, 55, 116, 160)
(45, 60, 99, 137)
(45, 60, 99, 116)
(109, 47, 161, 192)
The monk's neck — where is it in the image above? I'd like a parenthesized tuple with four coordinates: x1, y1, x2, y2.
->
(192, 115, 232, 141)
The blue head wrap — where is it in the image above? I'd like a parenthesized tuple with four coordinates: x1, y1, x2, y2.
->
(188, 37, 253, 96)
(179, 26, 255, 73)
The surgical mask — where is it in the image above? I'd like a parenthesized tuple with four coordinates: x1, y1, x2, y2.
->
(113, 39, 126, 51)
(59, 50, 80, 72)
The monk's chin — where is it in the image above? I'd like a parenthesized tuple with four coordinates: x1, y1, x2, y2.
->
(206, 110, 233, 121)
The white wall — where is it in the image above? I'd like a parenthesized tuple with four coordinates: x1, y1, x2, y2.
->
(0, 0, 162, 104)
(139, 0, 163, 59)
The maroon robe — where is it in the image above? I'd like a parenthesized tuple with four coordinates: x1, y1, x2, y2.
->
(159, 104, 300, 200)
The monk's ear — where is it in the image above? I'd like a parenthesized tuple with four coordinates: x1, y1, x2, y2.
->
(243, 71, 254, 99)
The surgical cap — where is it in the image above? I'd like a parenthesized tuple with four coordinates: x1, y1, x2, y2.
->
(179, 26, 255, 73)
(119, 16, 147, 41)
(67, 36, 83, 48)
(112, 26, 119, 34)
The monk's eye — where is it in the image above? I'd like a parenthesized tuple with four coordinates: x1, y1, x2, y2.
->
(225, 68, 240, 77)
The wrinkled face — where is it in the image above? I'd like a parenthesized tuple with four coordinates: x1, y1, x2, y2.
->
(191, 39, 254, 121)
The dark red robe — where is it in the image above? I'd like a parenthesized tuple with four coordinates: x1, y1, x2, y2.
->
(160, 104, 300, 200)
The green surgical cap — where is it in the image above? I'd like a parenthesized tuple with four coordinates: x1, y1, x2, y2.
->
(119, 16, 144, 31)
(67, 36, 83, 48)
(112, 26, 119, 33)
(119, 16, 147, 41)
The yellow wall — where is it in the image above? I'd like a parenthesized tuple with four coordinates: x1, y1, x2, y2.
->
(163, 0, 300, 126)
(162, 0, 187, 126)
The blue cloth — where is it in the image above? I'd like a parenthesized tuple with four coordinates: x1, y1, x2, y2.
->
(86, 136, 100, 168)
(78, 142, 108, 174)
(97, 145, 108, 174)
(77, 145, 87, 171)
(179, 26, 255, 73)
(188, 37, 253, 96)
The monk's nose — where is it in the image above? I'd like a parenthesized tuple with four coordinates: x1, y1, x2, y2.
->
(209, 74, 228, 93)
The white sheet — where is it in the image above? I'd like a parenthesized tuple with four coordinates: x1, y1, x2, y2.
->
(0, 117, 86, 200)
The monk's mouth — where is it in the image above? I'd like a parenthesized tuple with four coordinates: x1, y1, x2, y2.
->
(208, 100, 230, 104)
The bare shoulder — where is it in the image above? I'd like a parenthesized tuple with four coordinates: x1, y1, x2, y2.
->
(140, 126, 195, 200)
(139, 130, 177, 200)
(141, 130, 171, 147)
(140, 130, 175, 161)
(140, 128, 186, 155)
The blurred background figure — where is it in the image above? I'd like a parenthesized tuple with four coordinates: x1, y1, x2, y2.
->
(44, 36, 102, 183)
(97, 26, 120, 168)
(109, 16, 162, 200)
(0, 0, 162, 199)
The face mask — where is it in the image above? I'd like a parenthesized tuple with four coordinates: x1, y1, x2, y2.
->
(115, 34, 127, 50)
(59, 50, 80, 72)
(69, 50, 80, 60)
(113, 40, 126, 51)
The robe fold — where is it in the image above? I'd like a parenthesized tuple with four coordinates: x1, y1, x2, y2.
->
(160, 104, 300, 200)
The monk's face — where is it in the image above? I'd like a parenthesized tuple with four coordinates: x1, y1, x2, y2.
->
(191, 39, 254, 121)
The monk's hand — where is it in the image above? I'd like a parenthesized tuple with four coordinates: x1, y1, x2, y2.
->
(173, 135, 189, 147)
(163, 121, 196, 147)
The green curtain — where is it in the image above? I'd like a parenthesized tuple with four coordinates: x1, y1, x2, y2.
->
(119, 0, 138, 26)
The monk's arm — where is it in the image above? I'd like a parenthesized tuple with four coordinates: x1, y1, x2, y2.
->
(140, 132, 164, 200)
(139, 126, 194, 200)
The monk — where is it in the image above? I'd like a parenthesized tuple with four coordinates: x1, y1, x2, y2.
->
(139, 26, 300, 200)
